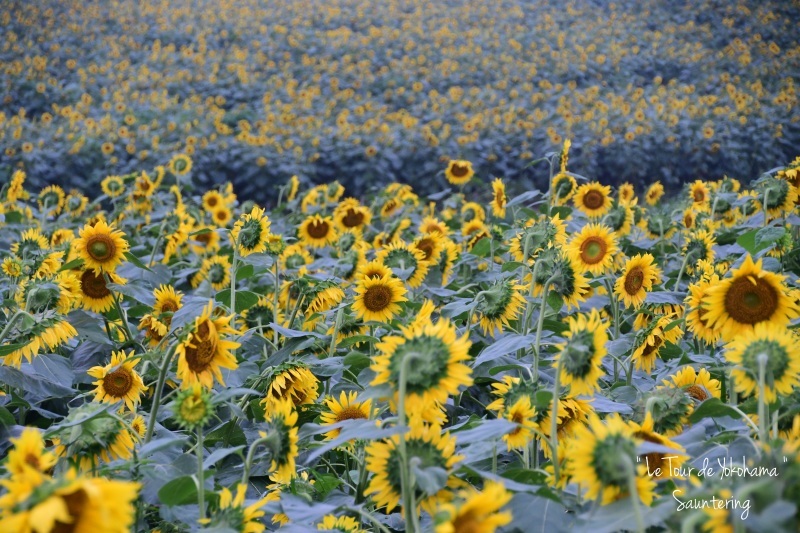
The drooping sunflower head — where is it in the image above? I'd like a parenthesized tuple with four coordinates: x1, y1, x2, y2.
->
(372, 320, 473, 418)
(757, 174, 799, 219)
(86, 350, 147, 411)
(682, 230, 716, 275)
(614, 253, 661, 309)
(475, 280, 527, 337)
(15, 275, 75, 315)
(460, 201, 486, 223)
(320, 390, 374, 440)
(490, 178, 507, 218)
(701, 255, 799, 342)
(502, 395, 538, 451)
(567, 223, 619, 276)
(317, 515, 367, 533)
(353, 274, 407, 323)
(77, 268, 125, 313)
(445, 159, 474, 186)
(433, 481, 513, 533)
(631, 315, 681, 374)
(725, 322, 800, 404)
(241, 296, 282, 334)
(634, 387, 693, 437)
(261, 363, 320, 412)
(530, 248, 590, 310)
(172, 382, 214, 429)
(232, 205, 271, 256)
(74, 220, 129, 274)
(4, 317, 77, 368)
(641, 211, 676, 240)
(645, 181, 665, 206)
(53, 403, 137, 470)
(556, 309, 608, 396)
(376, 241, 429, 288)
(574, 182, 612, 217)
(298, 214, 337, 248)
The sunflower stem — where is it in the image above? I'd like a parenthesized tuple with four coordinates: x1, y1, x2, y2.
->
(230, 242, 239, 318)
(673, 253, 690, 291)
(105, 272, 134, 342)
(550, 356, 563, 486)
(196, 425, 206, 520)
(328, 307, 344, 358)
(273, 259, 281, 346)
(621, 454, 644, 533)
(241, 434, 273, 487)
(0, 310, 26, 345)
(532, 274, 558, 382)
(397, 352, 422, 533)
(286, 292, 306, 333)
(762, 189, 770, 227)
(757, 353, 769, 443)
(148, 225, 165, 267)
(144, 345, 177, 443)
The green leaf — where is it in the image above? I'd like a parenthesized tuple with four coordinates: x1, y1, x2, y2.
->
(215, 289, 260, 313)
(546, 291, 563, 312)
(312, 473, 342, 498)
(688, 398, 743, 424)
(549, 206, 572, 220)
(58, 258, 84, 272)
(411, 465, 449, 496)
(4, 211, 23, 224)
(501, 261, 526, 273)
(158, 476, 197, 506)
(123, 251, 153, 272)
(754, 226, 786, 248)
(235, 264, 255, 282)
(337, 335, 377, 348)
(470, 237, 492, 257)
(0, 343, 25, 357)
(0, 406, 15, 428)
(502, 467, 547, 486)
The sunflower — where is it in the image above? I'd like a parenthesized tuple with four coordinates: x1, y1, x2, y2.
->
(617, 182, 636, 204)
(462, 220, 491, 250)
(445, 159, 474, 186)
(567, 414, 655, 506)
(352, 274, 407, 323)
(5, 428, 57, 480)
(4, 317, 77, 368)
(15, 274, 76, 315)
(264, 398, 299, 484)
(552, 173, 577, 205)
(529, 248, 590, 310)
(474, 280, 527, 336)
(200, 483, 271, 533)
(413, 232, 446, 263)
(508, 214, 568, 265)
(212, 205, 234, 227)
(573, 182, 612, 218)
(365, 421, 462, 513)
(298, 214, 338, 248)
(380, 197, 403, 218)
(6, 169, 28, 202)
(615, 254, 661, 309)
(320, 391, 374, 440)
(241, 296, 283, 334)
(555, 309, 608, 396)
(53, 405, 138, 470)
(489, 178, 507, 218)
(280, 243, 314, 270)
(232, 205, 271, 256)
(317, 515, 366, 533)
(682, 230, 716, 274)
(376, 240, 429, 288)
(438, 239, 460, 286)
(11, 228, 50, 258)
(175, 301, 240, 389)
(420, 216, 450, 236)
(689, 180, 710, 205)
(0, 470, 139, 533)
(2, 256, 23, 277)
(660, 366, 722, 404)
(50, 228, 75, 248)
(486, 375, 536, 414)
(287, 175, 300, 201)
(536, 396, 593, 459)
(702, 255, 799, 342)
(641, 212, 676, 240)
(173, 383, 214, 429)
(37, 184, 66, 217)
(501, 395, 538, 450)
(87, 350, 147, 411)
(434, 481, 513, 533)
(461, 201, 486, 223)
(725, 322, 800, 404)
(77, 268, 125, 313)
(758, 175, 799, 219)
(169, 153, 192, 175)
(567, 223, 618, 275)
(628, 412, 687, 480)
(644, 181, 665, 206)
(631, 315, 682, 373)
(372, 320, 472, 419)
(262, 363, 320, 412)
(192, 254, 232, 290)
(74, 219, 129, 274)
(334, 201, 372, 233)
(307, 284, 345, 316)
(682, 208, 697, 229)
(202, 189, 225, 212)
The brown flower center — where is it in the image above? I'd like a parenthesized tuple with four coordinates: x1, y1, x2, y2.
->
(53, 488, 89, 533)
(364, 285, 392, 312)
(184, 320, 217, 373)
(624, 266, 645, 295)
(80, 269, 111, 299)
(103, 367, 133, 397)
(450, 163, 469, 177)
(415, 238, 436, 260)
(693, 189, 705, 202)
(580, 237, 607, 264)
(87, 234, 116, 262)
(582, 190, 605, 209)
(306, 219, 330, 239)
(25, 453, 41, 469)
(641, 336, 664, 358)
(336, 406, 367, 422)
(724, 275, 779, 324)
(341, 208, 364, 228)
(206, 196, 219, 208)
(686, 384, 709, 401)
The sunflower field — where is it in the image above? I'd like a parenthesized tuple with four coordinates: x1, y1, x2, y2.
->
(1, 0, 799, 200)
(2, 148, 800, 532)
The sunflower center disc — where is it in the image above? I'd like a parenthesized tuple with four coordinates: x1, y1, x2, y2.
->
(581, 239, 606, 263)
(88, 237, 114, 261)
(81, 270, 111, 299)
(307, 220, 330, 239)
(583, 190, 604, 209)
(364, 285, 392, 312)
(104, 368, 133, 397)
(342, 209, 364, 227)
(725, 276, 778, 324)
(624, 267, 644, 294)
(451, 164, 469, 177)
